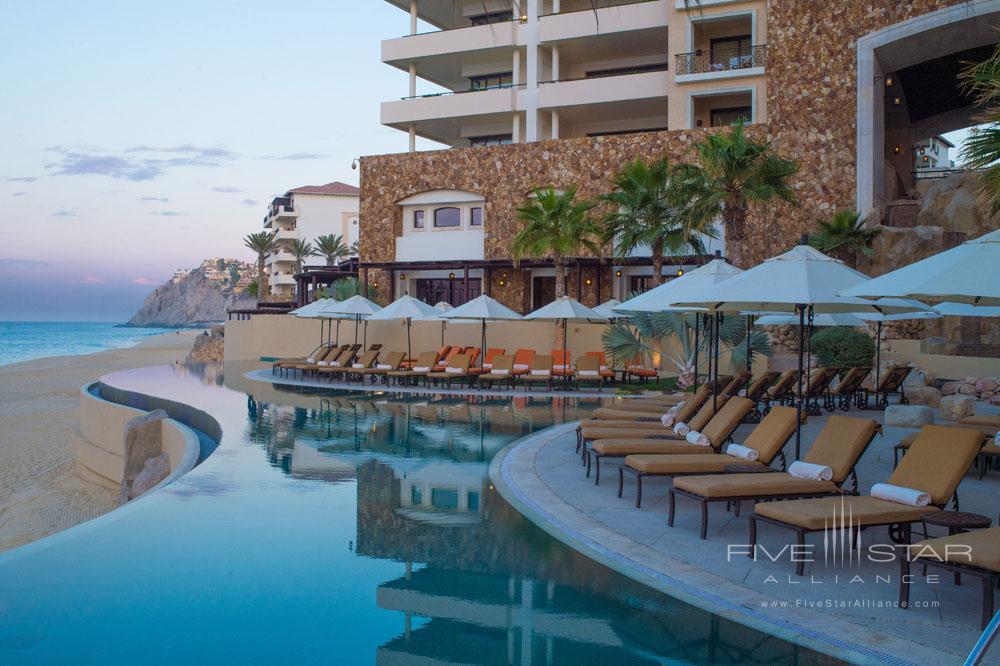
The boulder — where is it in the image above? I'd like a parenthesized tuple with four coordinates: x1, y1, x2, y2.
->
(885, 405, 935, 428)
(940, 395, 977, 422)
(902, 369, 926, 389)
(130, 453, 171, 498)
(904, 386, 941, 408)
(992, 395, 1000, 406)
(958, 383, 978, 395)
(941, 381, 962, 396)
(976, 378, 999, 394)
(118, 409, 168, 505)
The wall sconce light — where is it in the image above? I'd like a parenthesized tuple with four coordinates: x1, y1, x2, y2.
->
(676, 269, 684, 277)
(519, 14, 528, 22)
(893, 97, 902, 105)
(893, 145, 901, 154)
(448, 272, 455, 279)
(922, 155, 930, 163)
(585, 278, 593, 286)
(399, 273, 406, 281)
(919, 147, 925, 155)
(498, 279, 506, 287)
(885, 75, 893, 87)
(615, 270, 622, 278)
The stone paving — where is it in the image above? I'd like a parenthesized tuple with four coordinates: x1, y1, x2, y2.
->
(492, 401, 1000, 665)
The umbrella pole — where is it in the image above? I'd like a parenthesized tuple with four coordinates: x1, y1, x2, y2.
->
(712, 312, 721, 413)
(441, 321, 445, 347)
(481, 319, 486, 370)
(407, 318, 412, 366)
(354, 316, 359, 346)
(745, 314, 752, 387)
(795, 305, 806, 460)
(563, 317, 569, 390)
(364, 319, 368, 349)
(693, 314, 700, 392)
(875, 321, 882, 408)
(336, 319, 341, 347)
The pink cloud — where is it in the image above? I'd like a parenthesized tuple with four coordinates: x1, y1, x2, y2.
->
(80, 275, 106, 284)
(132, 277, 158, 285)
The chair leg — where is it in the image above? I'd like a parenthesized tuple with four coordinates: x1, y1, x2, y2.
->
(667, 490, 676, 526)
(617, 466, 624, 498)
(635, 473, 643, 509)
(700, 499, 709, 540)
(594, 454, 601, 486)
(748, 516, 757, 557)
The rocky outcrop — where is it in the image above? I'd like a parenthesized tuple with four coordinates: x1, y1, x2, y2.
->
(127, 260, 256, 327)
(186, 325, 225, 363)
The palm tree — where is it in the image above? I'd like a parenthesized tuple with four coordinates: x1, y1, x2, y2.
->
(960, 41, 1000, 214)
(601, 157, 716, 287)
(686, 121, 799, 267)
(808, 210, 880, 267)
(243, 231, 276, 301)
(315, 234, 351, 266)
(288, 238, 317, 273)
(512, 186, 602, 298)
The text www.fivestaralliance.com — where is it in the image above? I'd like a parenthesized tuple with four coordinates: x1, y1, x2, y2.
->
(760, 599, 939, 609)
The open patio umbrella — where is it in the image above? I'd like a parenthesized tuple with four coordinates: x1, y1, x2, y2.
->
(524, 296, 607, 386)
(367, 295, 440, 364)
(440, 294, 522, 369)
(291, 298, 339, 347)
(674, 241, 927, 458)
(842, 229, 1000, 306)
(616, 258, 744, 400)
(325, 295, 382, 347)
(432, 301, 453, 346)
(591, 299, 622, 320)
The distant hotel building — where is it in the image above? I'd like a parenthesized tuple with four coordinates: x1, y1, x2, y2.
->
(914, 135, 957, 178)
(353, 1, 998, 313)
(262, 181, 360, 298)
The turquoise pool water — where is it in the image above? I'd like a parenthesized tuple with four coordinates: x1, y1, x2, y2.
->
(0, 363, 833, 664)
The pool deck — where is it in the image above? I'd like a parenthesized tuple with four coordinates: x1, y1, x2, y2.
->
(245, 368, 614, 399)
(490, 405, 1000, 666)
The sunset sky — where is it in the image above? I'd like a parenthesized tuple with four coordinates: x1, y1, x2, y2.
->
(0, 0, 441, 321)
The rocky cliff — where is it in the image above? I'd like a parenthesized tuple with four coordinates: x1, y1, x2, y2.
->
(126, 259, 256, 327)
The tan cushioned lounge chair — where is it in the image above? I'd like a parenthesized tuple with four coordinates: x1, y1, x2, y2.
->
(580, 394, 727, 443)
(593, 385, 710, 416)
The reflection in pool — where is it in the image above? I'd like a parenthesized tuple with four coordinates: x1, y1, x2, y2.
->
(0, 364, 834, 664)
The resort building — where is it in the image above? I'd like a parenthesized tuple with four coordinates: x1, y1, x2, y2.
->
(262, 181, 360, 298)
(357, 0, 1000, 316)
(913, 134, 957, 177)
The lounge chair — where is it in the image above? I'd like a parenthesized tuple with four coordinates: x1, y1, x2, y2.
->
(322, 350, 378, 381)
(551, 350, 573, 383)
(519, 355, 554, 391)
(792, 367, 838, 415)
(574, 355, 605, 391)
(765, 369, 800, 408)
(359, 351, 405, 383)
(618, 402, 794, 508)
(624, 357, 658, 383)
(864, 365, 912, 409)
(478, 354, 515, 390)
(823, 366, 871, 412)
(464, 347, 481, 368)
(587, 397, 756, 484)
(426, 353, 472, 387)
(271, 343, 335, 376)
(669, 416, 880, 538)
(891, 425, 993, 470)
(744, 371, 781, 421)
(511, 349, 536, 377)
(288, 345, 348, 379)
(749, 425, 984, 575)
(960, 415, 1000, 428)
(585, 351, 617, 382)
(433, 346, 462, 372)
(469, 347, 505, 376)
(720, 370, 752, 397)
(901, 526, 1000, 628)
(388, 351, 438, 386)
(590, 385, 712, 420)
(579, 394, 727, 447)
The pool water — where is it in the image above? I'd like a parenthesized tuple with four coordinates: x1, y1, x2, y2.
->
(0, 363, 834, 664)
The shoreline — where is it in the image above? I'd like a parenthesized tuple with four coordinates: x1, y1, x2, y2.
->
(0, 330, 199, 553)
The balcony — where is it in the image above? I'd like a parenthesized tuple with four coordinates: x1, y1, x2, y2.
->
(271, 273, 297, 287)
(381, 85, 521, 127)
(266, 251, 297, 265)
(537, 68, 669, 109)
(382, 21, 515, 64)
(539, 0, 667, 42)
(675, 44, 767, 82)
(273, 228, 298, 242)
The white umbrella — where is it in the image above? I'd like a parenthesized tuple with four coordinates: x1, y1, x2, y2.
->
(326, 295, 383, 347)
(756, 312, 868, 327)
(431, 301, 453, 346)
(440, 295, 523, 369)
(842, 229, 1000, 306)
(616, 258, 744, 398)
(591, 299, 622, 320)
(933, 302, 1000, 318)
(524, 296, 606, 385)
(676, 242, 929, 458)
(291, 298, 339, 346)
(367, 295, 440, 362)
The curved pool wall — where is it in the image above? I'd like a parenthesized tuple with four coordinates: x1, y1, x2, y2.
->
(77, 382, 205, 491)
(0, 363, 835, 664)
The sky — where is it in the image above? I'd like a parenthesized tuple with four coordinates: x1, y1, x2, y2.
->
(0, 0, 443, 321)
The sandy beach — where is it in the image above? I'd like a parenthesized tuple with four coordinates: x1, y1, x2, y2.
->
(0, 330, 199, 553)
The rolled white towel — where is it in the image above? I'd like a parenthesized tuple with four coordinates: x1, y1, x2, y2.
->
(870, 483, 930, 507)
(726, 444, 759, 461)
(413, 366, 430, 373)
(331, 361, 342, 367)
(578, 370, 599, 377)
(352, 363, 365, 369)
(445, 366, 464, 374)
(305, 356, 316, 363)
(685, 430, 711, 446)
(491, 369, 510, 376)
(530, 369, 550, 377)
(673, 422, 690, 437)
(669, 401, 684, 414)
(600, 365, 609, 371)
(513, 364, 530, 371)
(553, 364, 567, 371)
(660, 413, 675, 427)
(317, 361, 331, 366)
(482, 363, 492, 370)
(376, 363, 392, 370)
(787, 461, 833, 481)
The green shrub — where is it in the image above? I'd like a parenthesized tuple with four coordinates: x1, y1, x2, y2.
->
(810, 327, 875, 373)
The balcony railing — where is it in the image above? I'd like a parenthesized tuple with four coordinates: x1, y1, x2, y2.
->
(675, 44, 767, 76)
(539, 62, 668, 85)
(539, 0, 657, 17)
(401, 82, 526, 101)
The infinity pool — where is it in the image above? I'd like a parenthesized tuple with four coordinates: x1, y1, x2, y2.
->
(0, 363, 833, 664)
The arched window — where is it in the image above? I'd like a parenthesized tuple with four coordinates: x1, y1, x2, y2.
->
(433, 207, 461, 228)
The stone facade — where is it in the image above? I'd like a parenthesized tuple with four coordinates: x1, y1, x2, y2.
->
(360, 0, 972, 296)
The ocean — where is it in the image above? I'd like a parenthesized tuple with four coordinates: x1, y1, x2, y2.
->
(0, 322, 176, 367)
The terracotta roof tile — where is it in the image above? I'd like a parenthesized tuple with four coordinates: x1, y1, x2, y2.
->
(286, 181, 360, 197)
